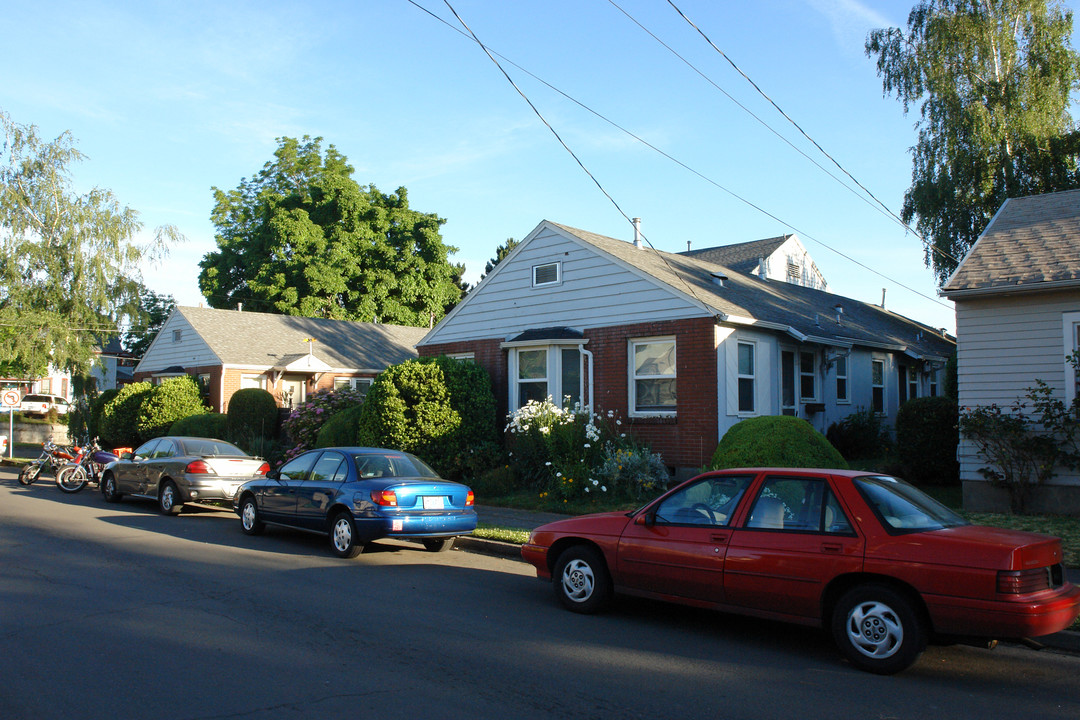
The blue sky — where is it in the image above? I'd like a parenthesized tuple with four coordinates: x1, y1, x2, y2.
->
(6, 1, 1075, 334)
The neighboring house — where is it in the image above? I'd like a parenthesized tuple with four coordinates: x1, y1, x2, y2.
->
(941, 189, 1080, 514)
(682, 233, 828, 291)
(134, 306, 428, 413)
(418, 220, 954, 477)
(90, 336, 136, 392)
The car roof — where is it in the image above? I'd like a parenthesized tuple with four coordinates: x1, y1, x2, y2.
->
(705, 467, 878, 479)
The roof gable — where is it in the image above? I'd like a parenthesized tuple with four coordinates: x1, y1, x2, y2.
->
(942, 189, 1080, 296)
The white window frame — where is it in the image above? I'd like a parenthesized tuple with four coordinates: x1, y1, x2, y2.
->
(240, 374, 263, 390)
(531, 262, 561, 288)
(172, 329, 182, 343)
(835, 353, 849, 404)
(629, 337, 677, 417)
(906, 365, 919, 401)
(334, 377, 374, 395)
(1064, 311, 1080, 401)
(737, 341, 756, 415)
(445, 352, 475, 361)
(509, 345, 584, 411)
(871, 358, 886, 415)
(799, 350, 818, 402)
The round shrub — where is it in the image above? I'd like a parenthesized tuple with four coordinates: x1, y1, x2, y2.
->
(710, 416, 848, 470)
(99, 382, 153, 448)
(227, 388, 279, 442)
(316, 405, 365, 448)
(418, 356, 500, 480)
(135, 375, 208, 441)
(355, 360, 460, 471)
(895, 396, 959, 485)
(170, 413, 228, 439)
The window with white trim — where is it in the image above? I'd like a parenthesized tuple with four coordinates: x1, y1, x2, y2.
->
(172, 329, 182, 343)
(631, 338, 676, 415)
(1064, 311, 1080, 401)
(240, 374, 263, 390)
(799, 350, 817, 401)
(333, 377, 374, 398)
(907, 366, 919, 401)
(510, 346, 583, 410)
(871, 359, 886, 414)
(532, 262, 561, 287)
(835, 354, 849, 403)
(737, 342, 755, 414)
(516, 348, 549, 406)
(929, 368, 939, 397)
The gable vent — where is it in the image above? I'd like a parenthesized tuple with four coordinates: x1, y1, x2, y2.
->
(533, 262, 561, 287)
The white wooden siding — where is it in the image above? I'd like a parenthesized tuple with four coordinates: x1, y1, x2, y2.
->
(423, 226, 705, 345)
(134, 313, 220, 373)
(955, 290, 1080, 486)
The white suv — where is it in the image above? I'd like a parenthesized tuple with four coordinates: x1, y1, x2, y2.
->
(19, 393, 70, 417)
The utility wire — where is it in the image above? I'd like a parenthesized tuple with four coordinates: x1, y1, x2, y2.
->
(410, 1, 951, 310)
(660, 0, 963, 270)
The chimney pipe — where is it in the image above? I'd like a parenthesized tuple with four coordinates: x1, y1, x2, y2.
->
(880, 288, 886, 309)
(632, 217, 642, 249)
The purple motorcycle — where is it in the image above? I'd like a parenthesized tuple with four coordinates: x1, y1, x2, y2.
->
(55, 439, 120, 494)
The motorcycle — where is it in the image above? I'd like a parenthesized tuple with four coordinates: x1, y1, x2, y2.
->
(55, 439, 120, 494)
(18, 440, 76, 486)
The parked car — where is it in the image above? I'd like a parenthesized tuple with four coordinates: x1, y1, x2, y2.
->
(100, 436, 270, 514)
(19, 393, 70, 417)
(521, 468, 1080, 675)
(234, 447, 477, 558)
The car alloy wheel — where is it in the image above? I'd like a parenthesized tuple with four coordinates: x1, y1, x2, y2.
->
(101, 474, 121, 503)
(240, 496, 264, 536)
(553, 545, 611, 614)
(832, 584, 925, 675)
(159, 481, 181, 515)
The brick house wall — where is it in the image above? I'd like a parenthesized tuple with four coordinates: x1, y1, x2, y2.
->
(420, 316, 719, 475)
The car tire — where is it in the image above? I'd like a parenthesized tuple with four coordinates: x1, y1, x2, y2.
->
(831, 584, 926, 675)
(239, 496, 265, 536)
(553, 545, 611, 614)
(101, 473, 123, 503)
(422, 537, 455, 553)
(158, 480, 182, 516)
(330, 512, 363, 558)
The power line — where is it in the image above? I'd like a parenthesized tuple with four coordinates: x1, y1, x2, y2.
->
(410, 1, 952, 310)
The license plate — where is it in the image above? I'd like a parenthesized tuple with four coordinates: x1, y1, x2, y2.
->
(422, 495, 445, 510)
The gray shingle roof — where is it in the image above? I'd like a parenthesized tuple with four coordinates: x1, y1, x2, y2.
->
(942, 189, 1080, 296)
(549, 222, 954, 359)
(680, 235, 791, 274)
(176, 306, 428, 369)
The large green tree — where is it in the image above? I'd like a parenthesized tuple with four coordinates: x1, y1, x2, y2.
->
(198, 136, 464, 325)
(122, 287, 175, 357)
(0, 110, 178, 376)
(479, 237, 519, 282)
(867, 0, 1080, 284)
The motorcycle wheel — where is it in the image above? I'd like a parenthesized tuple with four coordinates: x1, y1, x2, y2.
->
(18, 463, 42, 486)
(56, 465, 89, 493)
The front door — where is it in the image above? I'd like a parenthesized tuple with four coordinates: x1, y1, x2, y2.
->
(280, 375, 306, 409)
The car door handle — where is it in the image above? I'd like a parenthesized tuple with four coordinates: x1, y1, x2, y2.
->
(822, 543, 843, 553)
(710, 533, 729, 542)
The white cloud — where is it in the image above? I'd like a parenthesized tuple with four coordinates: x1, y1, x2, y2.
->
(804, 0, 898, 53)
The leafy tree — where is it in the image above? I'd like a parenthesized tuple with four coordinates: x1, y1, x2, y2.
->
(198, 136, 464, 325)
(479, 237, 519, 281)
(0, 111, 180, 376)
(866, 0, 1080, 283)
(122, 288, 175, 358)
(135, 375, 208, 441)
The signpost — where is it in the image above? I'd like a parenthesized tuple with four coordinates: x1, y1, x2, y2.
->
(1, 389, 18, 458)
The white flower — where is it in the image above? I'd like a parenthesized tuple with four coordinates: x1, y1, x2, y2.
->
(583, 443, 591, 448)
(585, 487, 590, 493)
(544, 461, 552, 466)
(556, 472, 563, 477)
(601, 486, 607, 492)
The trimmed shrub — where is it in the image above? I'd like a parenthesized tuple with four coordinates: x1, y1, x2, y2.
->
(135, 375, 208, 441)
(710, 416, 848, 470)
(355, 360, 460, 471)
(90, 388, 119, 440)
(99, 382, 154, 448)
(282, 387, 367, 458)
(896, 396, 959, 485)
(418, 356, 500, 480)
(826, 407, 891, 461)
(170, 413, 228, 439)
(316, 405, 365, 448)
(227, 388, 279, 442)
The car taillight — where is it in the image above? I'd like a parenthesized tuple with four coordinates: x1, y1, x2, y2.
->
(256, 462, 270, 476)
(997, 567, 1052, 594)
(185, 460, 212, 474)
(371, 490, 398, 506)
(466, 490, 474, 506)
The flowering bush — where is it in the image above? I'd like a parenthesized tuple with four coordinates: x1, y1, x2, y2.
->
(282, 387, 367, 460)
(505, 399, 668, 505)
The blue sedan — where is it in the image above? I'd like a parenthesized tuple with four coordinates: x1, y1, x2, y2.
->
(233, 447, 477, 558)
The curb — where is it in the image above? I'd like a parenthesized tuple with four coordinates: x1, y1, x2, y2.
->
(456, 536, 525, 560)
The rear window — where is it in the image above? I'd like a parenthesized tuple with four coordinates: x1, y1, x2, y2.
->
(22, 395, 49, 402)
(351, 452, 440, 479)
(178, 438, 247, 457)
(854, 475, 968, 534)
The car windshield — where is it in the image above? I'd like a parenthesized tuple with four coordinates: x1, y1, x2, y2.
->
(351, 452, 440, 479)
(854, 475, 968, 533)
(179, 438, 246, 457)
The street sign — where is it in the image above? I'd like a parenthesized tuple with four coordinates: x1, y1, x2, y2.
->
(1, 390, 19, 407)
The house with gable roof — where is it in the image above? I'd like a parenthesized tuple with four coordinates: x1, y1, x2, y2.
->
(941, 188, 1080, 513)
(683, 233, 827, 290)
(418, 219, 954, 478)
(134, 306, 427, 413)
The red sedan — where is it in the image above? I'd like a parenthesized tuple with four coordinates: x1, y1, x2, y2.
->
(521, 468, 1080, 674)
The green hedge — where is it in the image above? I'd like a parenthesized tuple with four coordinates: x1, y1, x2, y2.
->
(227, 388, 279, 441)
(896, 396, 959, 485)
(711, 415, 848, 470)
(135, 376, 207, 441)
(316, 405, 365, 448)
(170, 413, 228, 439)
(99, 382, 154, 448)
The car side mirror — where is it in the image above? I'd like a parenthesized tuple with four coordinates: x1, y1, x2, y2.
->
(266, 469, 280, 481)
(635, 511, 655, 528)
